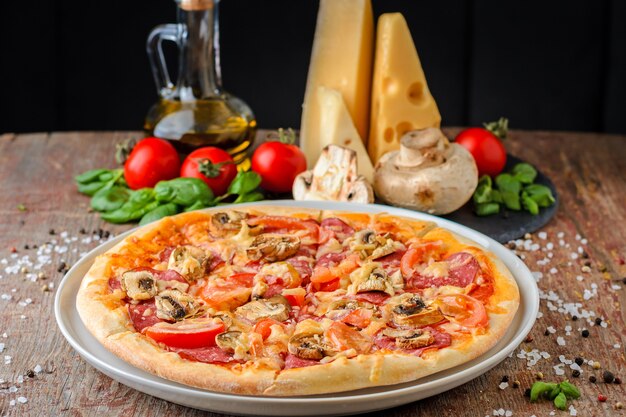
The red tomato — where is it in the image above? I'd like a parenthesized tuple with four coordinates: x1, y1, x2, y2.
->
(180, 147, 237, 195)
(253, 318, 283, 340)
(283, 292, 305, 308)
(251, 142, 306, 193)
(144, 318, 225, 349)
(228, 273, 256, 287)
(437, 294, 488, 328)
(124, 137, 180, 189)
(316, 278, 340, 292)
(340, 309, 373, 329)
(455, 128, 507, 177)
(200, 281, 252, 310)
(400, 241, 445, 278)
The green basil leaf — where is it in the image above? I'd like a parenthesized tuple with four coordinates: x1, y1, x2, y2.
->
(477, 175, 492, 189)
(525, 184, 556, 208)
(101, 188, 156, 223)
(495, 173, 522, 194)
(512, 163, 537, 184)
(491, 189, 503, 204)
(521, 191, 539, 215)
(154, 178, 214, 207)
(473, 184, 492, 204)
(559, 381, 581, 399)
(475, 203, 500, 216)
(530, 382, 558, 402)
(183, 198, 216, 212)
(75, 169, 110, 184)
(91, 186, 132, 212)
(139, 203, 179, 226)
(234, 191, 265, 204)
(77, 181, 106, 196)
(548, 384, 561, 400)
(228, 171, 262, 196)
(554, 392, 567, 410)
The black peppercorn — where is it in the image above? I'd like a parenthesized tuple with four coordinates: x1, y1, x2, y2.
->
(501, 375, 509, 383)
(614, 377, 622, 384)
(49, 228, 55, 235)
(595, 317, 603, 325)
(582, 329, 590, 338)
(524, 388, 531, 397)
(544, 329, 550, 336)
(603, 371, 615, 383)
(26, 370, 35, 378)
(572, 370, 581, 378)
(589, 375, 597, 383)
(572, 315, 579, 321)
(575, 357, 584, 366)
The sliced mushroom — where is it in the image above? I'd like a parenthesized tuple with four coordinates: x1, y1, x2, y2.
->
(235, 295, 291, 324)
(288, 332, 335, 360)
(293, 145, 374, 204)
(382, 328, 435, 350)
(374, 128, 478, 215)
(210, 211, 247, 235)
(121, 270, 157, 300)
(215, 331, 243, 353)
(167, 245, 209, 282)
(349, 230, 401, 260)
(247, 234, 300, 262)
(155, 289, 205, 321)
(349, 263, 394, 296)
(391, 295, 444, 327)
(325, 299, 365, 320)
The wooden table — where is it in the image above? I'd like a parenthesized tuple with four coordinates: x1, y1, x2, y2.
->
(0, 130, 624, 416)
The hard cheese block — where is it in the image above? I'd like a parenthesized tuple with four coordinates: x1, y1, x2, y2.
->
(317, 86, 374, 183)
(368, 13, 441, 164)
(300, 0, 373, 167)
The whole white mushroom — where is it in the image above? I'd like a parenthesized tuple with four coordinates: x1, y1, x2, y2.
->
(374, 128, 478, 215)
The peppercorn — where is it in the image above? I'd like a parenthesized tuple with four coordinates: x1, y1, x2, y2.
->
(536, 372, 544, 380)
(574, 357, 584, 366)
(595, 317, 602, 325)
(23, 244, 29, 250)
(79, 227, 86, 234)
(544, 329, 550, 336)
(593, 361, 601, 369)
(581, 251, 589, 259)
(572, 370, 581, 378)
(589, 375, 597, 383)
(603, 371, 615, 383)
(582, 329, 590, 338)
(614, 377, 622, 384)
(49, 228, 55, 235)
(622, 277, 626, 285)
(598, 394, 607, 402)
(501, 375, 509, 383)
(57, 262, 67, 273)
(26, 370, 35, 378)
(512, 380, 520, 388)
(572, 315, 579, 321)
(616, 402, 624, 410)
(524, 388, 531, 397)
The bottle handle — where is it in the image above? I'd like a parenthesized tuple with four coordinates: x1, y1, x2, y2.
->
(146, 24, 180, 98)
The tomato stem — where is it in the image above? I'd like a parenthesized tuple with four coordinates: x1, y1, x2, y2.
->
(196, 158, 233, 178)
(483, 117, 509, 140)
(266, 127, 297, 145)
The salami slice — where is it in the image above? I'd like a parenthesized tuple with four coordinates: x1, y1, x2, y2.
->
(377, 250, 405, 273)
(159, 247, 175, 262)
(128, 301, 163, 332)
(284, 353, 320, 369)
(108, 277, 122, 291)
(156, 269, 187, 283)
(172, 346, 237, 364)
(374, 328, 452, 356)
(286, 257, 313, 283)
(319, 218, 354, 244)
(407, 252, 479, 289)
(315, 251, 348, 269)
(354, 292, 390, 305)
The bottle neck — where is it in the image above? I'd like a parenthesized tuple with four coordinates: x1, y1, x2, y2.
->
(176, 0, 222, 100)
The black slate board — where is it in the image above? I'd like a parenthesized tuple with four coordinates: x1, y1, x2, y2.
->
(443, 155, 559, 243)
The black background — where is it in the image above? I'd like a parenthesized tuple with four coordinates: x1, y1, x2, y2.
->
(1, 0, 624, 135)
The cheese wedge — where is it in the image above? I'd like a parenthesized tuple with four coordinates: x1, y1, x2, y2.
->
(368, 13, 441, 163)
(317, 86, 374, 183)
(300, 0, 374, 167)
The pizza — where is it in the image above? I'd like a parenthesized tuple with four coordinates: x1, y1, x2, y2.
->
(76, 205, 519, 396)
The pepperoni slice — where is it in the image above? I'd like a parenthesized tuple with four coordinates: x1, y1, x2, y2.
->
(284, 353, 320, 369)
(172, 346, 238, 364)
(373, 328, 451, 356)
(406, 252, 479, 289)
(315, 251, 347, 268)
(286, 257, 313, 283)
(377, 250, 406, 273)
(319, 218, 355, 244)
(108, 277, 122, 291)
(156, 269, 187, 283)
(128, 301, 163, 332)
(159, 247, 175, 262)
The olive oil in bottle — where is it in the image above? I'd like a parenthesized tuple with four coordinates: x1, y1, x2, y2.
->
(145, 0, 256, 164)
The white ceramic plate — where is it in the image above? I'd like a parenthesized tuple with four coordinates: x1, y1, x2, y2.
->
(55, 201, 539, 416)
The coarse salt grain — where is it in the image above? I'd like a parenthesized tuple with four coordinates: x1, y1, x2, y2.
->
(557, 337, 566, 346)
(9, 386, 17, 393)
(17, 396, 27, 404)
(538, 232, 547, 240)
(569, 405, 577, 416)
(558, 232, 565, 238)
(614, 344, 621, 349)
(499, 382, 509, 389)
(34, 364, 42, 373)
(0, 343, 4, 352)
(546, 242, 554, 250)
(549, 267, 558, 274)
(570, 253, 578, 260)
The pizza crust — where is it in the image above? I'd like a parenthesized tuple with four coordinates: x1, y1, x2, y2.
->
(76, 206, 520, 397)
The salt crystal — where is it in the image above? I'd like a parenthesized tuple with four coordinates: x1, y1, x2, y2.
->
(575, 234, 581, 240)
(569, 405, 577, 416)
(601, 322, 607, 328)
(16, 374, 23, 383)
(547, 326, 557, 333)
(557, 337, 566, 346)
(505, 412, 513, 417)
(577, 246, 584, 254)
(538, 232, 547, 240)
(570, 253, 578, 260)
(499, 382, 509, 389)
(532, 271, 543, 281)
(557, 232, 565, 238)
(1, 294, 11, 300)
(581, 238, 588, 244)
(612, 285, 622, 290)
(576, 275, 584, 282)
(34, 364, 42, 373)
(5, 354, 12, 364)
(546, 242, 554, 250)
(549, 267, 558, 274)
(9, 400, 15, 406)
(565, 325, 572, 332)
(17, 396, 27, 404)
(0, 343, 4, 352)
(559, 239, 565, 246)
(9, 386, 17, 393)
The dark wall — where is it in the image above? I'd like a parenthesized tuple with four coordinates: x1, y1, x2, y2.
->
(1, 0, 624, 134)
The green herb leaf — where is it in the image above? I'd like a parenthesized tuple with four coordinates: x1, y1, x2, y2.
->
(17, 204, 27, 212)
(530, 382, 558, 402)
(483, 117, 509, 140)
(75, 169, 110, 184)
(139, 203, 179, 226)
(548, 384, 561, 400)
(554, 392, 567, 410)
(559, 381, 581, 399)
(91, 186, 132, 213)
(234, 191, 265, 204)
(512, 163, 537, 184)
(77, 181, 107, 196)
(491, 189, 503, 204)
(475, 203, 500, 216)
(228, 171, 262, 196)
(154, 178, 214, 207)
(473, 176, 494, 204)
(521, 191, 539, 215)
(525, 184, 556, 208)
(495, 174, 521, 210)
(477, 175, 492, 188)
(101, 188, 157, 223)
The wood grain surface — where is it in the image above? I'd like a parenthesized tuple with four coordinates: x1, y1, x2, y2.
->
(0, 129, 624, 416)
